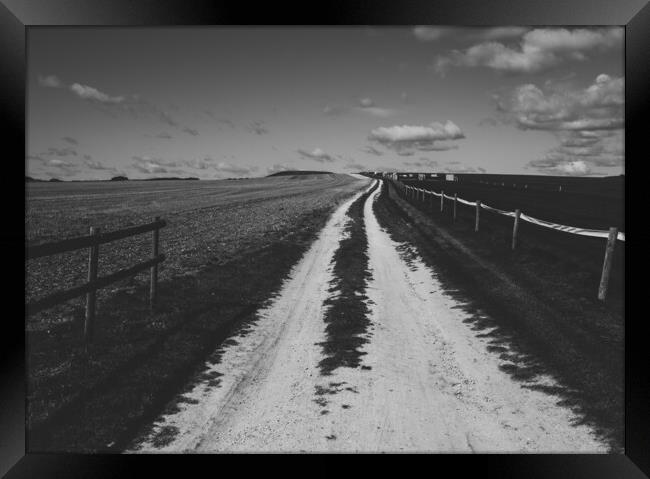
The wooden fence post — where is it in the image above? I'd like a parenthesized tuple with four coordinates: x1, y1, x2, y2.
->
(150, 217, 160, 310)
(453, 194, 457, 222)
(512, 209, 521, 250)
(475, 201, 481, 232)
(84, 227, 100, 344)
(440, 191, 444, 213)
(598, 227, 618, 301)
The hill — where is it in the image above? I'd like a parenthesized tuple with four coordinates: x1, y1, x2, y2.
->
(267, 170, 332, 177)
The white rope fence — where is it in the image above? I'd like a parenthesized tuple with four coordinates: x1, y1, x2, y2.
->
(396, 181, 623, 300)
(405, 185, 625, 241)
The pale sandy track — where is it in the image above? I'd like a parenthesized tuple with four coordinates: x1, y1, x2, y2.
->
(131, 178, 608, 453)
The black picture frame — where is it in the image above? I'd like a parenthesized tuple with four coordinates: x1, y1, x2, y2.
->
(3, 0, 648, 476)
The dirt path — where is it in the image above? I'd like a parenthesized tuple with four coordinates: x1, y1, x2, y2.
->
(131, 178, 608, 453)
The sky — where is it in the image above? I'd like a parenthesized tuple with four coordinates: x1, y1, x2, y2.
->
(26, 27, 624, 180)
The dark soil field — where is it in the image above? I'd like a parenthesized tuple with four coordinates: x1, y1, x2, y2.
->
(374, 179, 624, 450)
(400, 175, 624, 231)
(395, 175, 625, 313)
(25, 174, 367, 451)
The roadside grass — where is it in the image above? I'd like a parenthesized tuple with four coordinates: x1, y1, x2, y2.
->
(374, 180, 623, 452)
(317, 181, 379, 376)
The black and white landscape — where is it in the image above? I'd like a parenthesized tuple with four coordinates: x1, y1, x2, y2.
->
(26, 27, 624, 453)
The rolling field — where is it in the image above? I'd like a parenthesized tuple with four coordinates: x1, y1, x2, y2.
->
(26, 174, 362, 327)
(400, 175, 624, 231)
(26, 173, 369, 449)
(394, 175, 625, 308)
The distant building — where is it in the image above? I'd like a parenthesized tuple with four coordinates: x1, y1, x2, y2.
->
(445, 174, 457, 181)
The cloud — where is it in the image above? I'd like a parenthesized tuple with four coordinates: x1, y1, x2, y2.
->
(48, 158, 76, 167)
(323, 105, 348, 116)
(434, 27, 622, 75)
(355, 106, 397, 118)
(497, 74, 624, 173)
(497, 75, 624, 132)
(204, 110, 236, 128)
(443, 163, 486, 174)
(325, 100, 397, 119)
(343, 161, 367, 171)
(70, 83, 125, 104)
(478, 117, 501, 127)
(267, 163, 294, 175)
(213, 161, 253, 176)
(83, 157, 116, 171)
(404, 157, 439, 169)
(62, 136, 78, 145)
(361, 145, 384, 156)
(413, 27, 450, 42)
(155, 132, 173, 139)
(131, 155, 187, 174)
(38, 75, 63, 88)
(248, 121, 268, 135)
(45, 147, 77, 157)
(297, 148, 336, 163)
(359, 98, 375, 108)
(184, 158, 214, 170)
(40, 74, 194, 134)
(413, 26, 529, 43)
(27, 154, 46, 163)
(182, 127, 199, 136)
(527, 156, 592, 176)
(368, 120, 465, 154)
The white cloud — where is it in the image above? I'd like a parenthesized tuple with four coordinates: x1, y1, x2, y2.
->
(414, 26, 529, 43)
(267, 163, 294, 175)
(355, 106, 396, 118)
(435, 27, 622, 75)
(413, 26, 449, 42)
(361, 145, 384, 156)
(38, 75, 63, 88)
(70, 83, 125, 104)
(214, 161, 252, 176)
(496, 74, 623, 132)
(370, 121, 464, 143)
(359, 97, 375, 107)
(498, 74, 624, 173)
(297, 148, 336, 163)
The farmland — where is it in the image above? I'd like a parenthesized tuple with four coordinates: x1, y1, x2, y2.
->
(26, 174, 361, 326)
(26, 173, 368, 450)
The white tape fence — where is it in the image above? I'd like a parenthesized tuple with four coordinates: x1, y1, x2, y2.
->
(403, 184, 624, 242)
(396, 181, 623, 300)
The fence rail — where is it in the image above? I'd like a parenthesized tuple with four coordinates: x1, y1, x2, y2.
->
(26, 217, 167, 343)
(393, 180, 623, 301)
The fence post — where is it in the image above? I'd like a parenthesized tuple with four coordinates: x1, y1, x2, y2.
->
(475, 201, 481, 232)
(440, 191, 444, 213)
(453, 194, 457, 222)
(598, 227, 618, 301)
(511, 209, 521, 250)
(84, 227, 100, 344)
(150, 217, 160, 310)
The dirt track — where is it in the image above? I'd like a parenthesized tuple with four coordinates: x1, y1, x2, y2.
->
(131, 177, 608, 453)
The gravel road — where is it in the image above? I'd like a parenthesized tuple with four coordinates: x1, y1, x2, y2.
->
(131, 177, 608, 453)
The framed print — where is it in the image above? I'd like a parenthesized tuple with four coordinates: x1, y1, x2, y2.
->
(2, 0, 648, 476)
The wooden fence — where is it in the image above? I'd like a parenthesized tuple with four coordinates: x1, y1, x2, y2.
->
(26, 217, 167, 343)
(393, 180, 623, 301)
